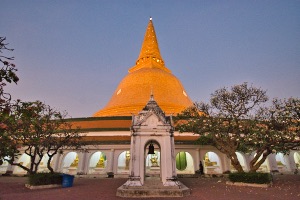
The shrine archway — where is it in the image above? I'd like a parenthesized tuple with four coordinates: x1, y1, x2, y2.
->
(13, 153, 30, 174)
(145, 140, 161, 176)
(0, 157, 9, 174)
(89, 151, 107, 174)
(62, 152, 78, 175)
(275, 153, 287, 172)
(37, 154, 51, 173)
(176, 151, 194, 174)
(117, 151, 130, 174)
(293, 152, 300, 170)
(203, 152, 221, 174)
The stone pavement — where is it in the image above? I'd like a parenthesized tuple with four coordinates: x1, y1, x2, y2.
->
(0, 174, 299, 200)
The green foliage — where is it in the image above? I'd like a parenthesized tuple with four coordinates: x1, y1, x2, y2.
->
(176, 83, 300, 173)
(0, 37, 19, 162)
(195, 135, 215, 145)
(228, 172, 272, 184)
(0, 37, 19, 94)
(176, 83, 269, 173)
(28, 172, 62, 186)
(2, 100, 84, 174)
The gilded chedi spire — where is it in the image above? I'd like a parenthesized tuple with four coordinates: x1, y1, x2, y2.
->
(93, 18, 193, 117)
(129, 18, 170, 73)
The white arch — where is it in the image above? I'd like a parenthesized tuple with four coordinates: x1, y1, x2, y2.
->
(37, 154, 51, 173)
(13, 153, 30, 174)
(275, 153, 288, 172)
(88, 151, 107, 174)
(293, 152, 300, 169)
(203, 151, 221, 174)
(117, 150, 130, 174)
(176, 151, 195, 174)
(61, 151, 78, 175)
(0, 157, 10, 174)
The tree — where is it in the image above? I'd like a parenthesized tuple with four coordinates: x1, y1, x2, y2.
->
(3, 101, 84, 174)
(0, 37, 19, 164)
(177, 83, 300, 172)
(176, 83, 268, 172)
(0, 37, 19, 102)
(246, 97, 300, 172)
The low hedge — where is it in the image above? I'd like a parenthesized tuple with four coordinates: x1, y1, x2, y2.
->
(228, 172, 272, 184)
(28, 173, 62, 186)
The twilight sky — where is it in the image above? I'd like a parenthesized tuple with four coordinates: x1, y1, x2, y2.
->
(1, 0, 300, 118)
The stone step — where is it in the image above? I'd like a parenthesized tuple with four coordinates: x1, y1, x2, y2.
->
(116, 178, 190, 198)
(116, 183, 190, 197)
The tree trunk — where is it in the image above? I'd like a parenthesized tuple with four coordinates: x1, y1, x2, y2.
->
(214, 139, 244, 173)
(47, 154, 54, 174)
(30, 155, 35, 174)
(249, 149, 271, 172)
(228, 152, 244, 173)
(47, 150, 59, 174)
(9, 162, 31, 174)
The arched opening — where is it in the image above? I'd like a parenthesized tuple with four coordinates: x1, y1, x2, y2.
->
(37, 154, 51, 173)
(117, 151, 130, 174)
(275, 153, 287, 172)
(231, 152, 247, 172)
(176, 152, 194, 174)
(13, 153, 30, 174)
(62, 152, 78, 175)
(293, 152, 300, 169)
(89, 151, 107, 174)
(145, 150, 160, 176)
(145, 140, 161, 177)
(0, 156, 9, 174)
(203, 152, 221, 174)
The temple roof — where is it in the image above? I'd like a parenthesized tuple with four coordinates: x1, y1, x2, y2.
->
(141, 94, 165, 116)
(132, 94, 171, 125)
(93, 18, 193, 117)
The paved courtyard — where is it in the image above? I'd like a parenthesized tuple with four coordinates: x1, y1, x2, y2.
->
(0, 174, 299, 200)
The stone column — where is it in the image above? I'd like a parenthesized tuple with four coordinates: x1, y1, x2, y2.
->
(269, 154, 277, 172)
(124, 133, 143, 186)
(82, 150, 91, 174)
(77, 151, 88, 175)
(108, 149, 115, 173)
(289, 152, 298, 173)
(222, 154, 231, 173)
(195, 149, 200, 171)
(53, 152, 64, 172)
(284, 154, 294, 173)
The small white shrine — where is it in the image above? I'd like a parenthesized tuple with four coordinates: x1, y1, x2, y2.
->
(117, 95, 190, 197)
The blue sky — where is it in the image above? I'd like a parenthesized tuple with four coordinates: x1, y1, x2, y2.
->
(1, 0, 300, 118)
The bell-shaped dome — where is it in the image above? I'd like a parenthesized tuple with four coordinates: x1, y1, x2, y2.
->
(93, 18, 193, 117)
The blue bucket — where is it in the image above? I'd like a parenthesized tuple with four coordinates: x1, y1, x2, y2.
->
(62, 174, 75, 188)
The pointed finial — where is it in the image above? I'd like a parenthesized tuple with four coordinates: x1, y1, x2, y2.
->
(128, 17, 171, 73)
(138, 18, 160, 61)
(150, 87, 154, 101)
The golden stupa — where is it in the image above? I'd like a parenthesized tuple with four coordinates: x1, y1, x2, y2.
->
(93, 18, 193, 117)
